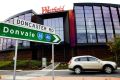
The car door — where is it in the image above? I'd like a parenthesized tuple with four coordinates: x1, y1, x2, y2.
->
(87, 57, 102, 69)
(75, 57, 89, 69)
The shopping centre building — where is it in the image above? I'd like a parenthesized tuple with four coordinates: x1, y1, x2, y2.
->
(0, 3, 120, 61)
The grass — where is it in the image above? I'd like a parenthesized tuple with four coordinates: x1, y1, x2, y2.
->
(0, 61, 11, 68)
(0, 60, 43, 70)
(55, 62, 68, 70)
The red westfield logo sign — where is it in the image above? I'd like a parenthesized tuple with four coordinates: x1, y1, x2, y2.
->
(42, 6, 64, 14)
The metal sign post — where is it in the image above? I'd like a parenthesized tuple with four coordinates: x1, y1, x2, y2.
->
(52, 44, 54, 80)
(13, 40, 18, 80)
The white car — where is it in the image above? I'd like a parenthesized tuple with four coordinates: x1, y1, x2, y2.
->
(68, 55, 117, 74)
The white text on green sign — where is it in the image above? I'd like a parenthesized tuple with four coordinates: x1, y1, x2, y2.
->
(0, 22, 61, 44)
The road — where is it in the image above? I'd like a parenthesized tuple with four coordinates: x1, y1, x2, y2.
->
(0, 69, 120, 77)
(48, 70, 120, 77)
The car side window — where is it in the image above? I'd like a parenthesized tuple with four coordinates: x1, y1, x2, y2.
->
(80, 57, 87, 61)
(75, 57, 88, 61)
(88, 57, 97, 61)
(75, 58, 80, 61)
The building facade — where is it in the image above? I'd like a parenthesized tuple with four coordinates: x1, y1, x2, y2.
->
(0, 3, 120, 62)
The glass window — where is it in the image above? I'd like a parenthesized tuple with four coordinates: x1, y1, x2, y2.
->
(115, 30, 120, 35)
(77, 33, 87, 43)
(107, 33, 114, 41)
(86, 18, 94, 22)
(86, 21, 94, 26)
(11, 40, 16, 47)
(23, 41, 30, 47)
(76, 21, 85, 26)
(7, 39, 11, 48)
(2, 38, 7, 50)
(0, 46, 2, 50)
(77, 25, 86, 30)
(105, 22, 112, 26)
(0, 38, 3, 50)
(104, 17, 111, 22)
(87, 33, 96, 43)
(85, 10, 93, 14)
(118, 8, 120, 16)
(84, 6, 97, 43)
(97, 33, 106, 42)
(44, 17, 64, 41)
(85, 14, 93, 17)
(75, 10, 84, 13)
(102, 6, 113, 41)
(111, 7, 120, 35)
(88, 57, 97, 61)
(114, 25, 120, 29)
(75, 58, 80, 61)
(75, 6, 84, 14)
(80, 57, 88, 61)
(96, 21, 104, 26)
(3, 44, 6, 50)
(25, 13, 32, 21)
(19, 15, 24, 20)
(76, 18, 84, 22)
(3, 38, 7, 43)
(76, 14, 84, 17)
(75, 6, 83, 10)
(95, 17, 103, 21)
(2, 12, 33, 50)
(94, 14, 102, 17)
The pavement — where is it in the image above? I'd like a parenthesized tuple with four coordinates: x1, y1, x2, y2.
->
(0, 76, 120, 80)
(0, 68, 120, 80)
(29, 76, 120, 80)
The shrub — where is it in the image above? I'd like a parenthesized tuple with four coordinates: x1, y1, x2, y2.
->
(55, 62, 68, 70)
(0, 60, 42, 70)
(0, 61, 11, 68)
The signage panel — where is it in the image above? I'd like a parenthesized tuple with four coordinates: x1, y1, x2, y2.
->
(42, 6, 64, 14)
(0, 22, 61, 44)
(13, 19, 55, 34)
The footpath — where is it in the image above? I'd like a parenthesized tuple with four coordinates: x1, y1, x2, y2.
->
(0, 76, 120, 80)
(0, 64, 120, 80)
(29, 76, 120, 80)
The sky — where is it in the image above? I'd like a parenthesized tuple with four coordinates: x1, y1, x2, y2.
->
(0, 0, 120, 21)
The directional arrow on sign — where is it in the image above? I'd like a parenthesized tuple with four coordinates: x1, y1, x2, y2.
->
(53, 35, 60, 43)
(0, 22, 61, 44)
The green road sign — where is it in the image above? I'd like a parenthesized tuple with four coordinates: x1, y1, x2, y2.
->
(0, 22, 61, 44)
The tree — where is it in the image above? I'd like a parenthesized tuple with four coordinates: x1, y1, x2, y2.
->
(107, 36, 120, 64)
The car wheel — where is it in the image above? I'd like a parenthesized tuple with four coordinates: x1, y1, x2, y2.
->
(74, 67, 82, 74)
(104, 66, 113, 74)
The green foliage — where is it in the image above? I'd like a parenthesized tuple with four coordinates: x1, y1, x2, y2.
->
(17, 60, 29, 67)
(55, 62, 68, 70)
(28, 60, 42, 69)
(107, 36, 120, 53)
(0, 61, 11, 68)
(107, 36, 120, 65)
(0, 60, 42, 70)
